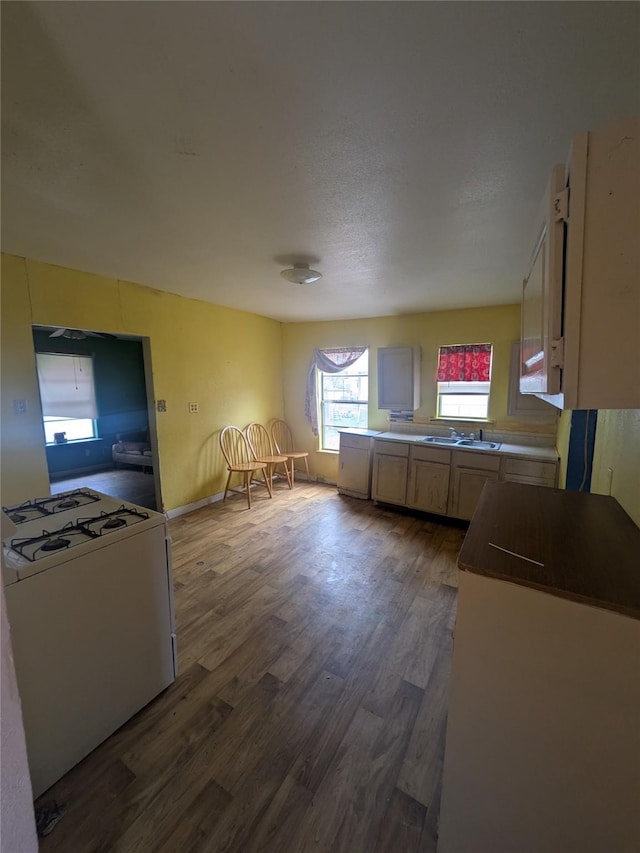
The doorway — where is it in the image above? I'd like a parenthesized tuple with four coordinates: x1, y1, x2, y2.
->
(32, 326, 163, 511)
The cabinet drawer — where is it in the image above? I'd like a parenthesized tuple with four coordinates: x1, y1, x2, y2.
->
(340, 433, 374, 451)
(373, 440, 409, 458)
(452, 451, 500, 472)
(502, 473, 555, 488)
(410, 445, 451, 464)
(503, 458, 557, 482)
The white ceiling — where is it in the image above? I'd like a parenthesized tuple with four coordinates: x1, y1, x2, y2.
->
(2, 2, 639, 323)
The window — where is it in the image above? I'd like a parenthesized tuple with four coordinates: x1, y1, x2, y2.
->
(319, 349, 368, 450)
(36, 353, 98, 443)
(436, 344, 492, 420)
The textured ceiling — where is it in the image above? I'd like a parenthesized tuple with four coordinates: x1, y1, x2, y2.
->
(2, 1, 639, 322)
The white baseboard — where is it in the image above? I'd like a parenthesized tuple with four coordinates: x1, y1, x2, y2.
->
(165, 475, 336, 518)
(165, 491, 225, 518)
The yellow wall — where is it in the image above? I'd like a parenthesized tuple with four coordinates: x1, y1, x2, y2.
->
(0, 255, 284, 511)
(281, 304, 538, 483)
(556, 409, 572, 489)
(0, 255, 50, 500)
(2, 254, 566, 512)
(556, 407, 639, 525)
(591, 409, 640, 526)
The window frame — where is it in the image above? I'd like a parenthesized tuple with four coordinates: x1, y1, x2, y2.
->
(436, 380, 492, 421)
(35, 351, 99, 444)
(435, 344, 493, 421)
(317, 349, 369, 451)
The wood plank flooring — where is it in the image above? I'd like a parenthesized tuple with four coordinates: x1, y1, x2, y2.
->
(50, 467, 157, 510)
(36, 482, 466, 853)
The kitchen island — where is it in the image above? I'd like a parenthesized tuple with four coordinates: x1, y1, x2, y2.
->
(437, 481, 640, 853)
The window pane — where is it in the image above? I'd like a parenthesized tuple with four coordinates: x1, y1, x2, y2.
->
(322, 401, 368, 429)
(322, 426, 341, 451)
(43, 416, 96, 443)
(322, 374, 368, 402)
(438, 395, 489, 419)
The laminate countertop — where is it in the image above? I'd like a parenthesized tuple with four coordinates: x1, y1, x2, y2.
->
(459, 480, 640, 619)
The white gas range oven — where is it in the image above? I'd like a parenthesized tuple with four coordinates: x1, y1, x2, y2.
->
(2, 488, 177, 798)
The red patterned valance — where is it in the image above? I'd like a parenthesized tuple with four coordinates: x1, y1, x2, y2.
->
(437, 344, 492, 382)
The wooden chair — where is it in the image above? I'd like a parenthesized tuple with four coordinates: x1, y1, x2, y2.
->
(219, 426, 272, 509)
(270, 419, 310, 485)
(245, 422, 292, 492)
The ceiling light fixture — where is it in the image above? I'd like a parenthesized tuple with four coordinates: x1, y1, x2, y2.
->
(280, 262, 322, 285)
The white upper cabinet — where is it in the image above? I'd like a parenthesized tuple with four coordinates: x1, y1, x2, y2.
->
(520, 117, 640, 410)
(508, 342, 557, 421)
(377, 346, 421, 410)
(521, 165, 565, 397)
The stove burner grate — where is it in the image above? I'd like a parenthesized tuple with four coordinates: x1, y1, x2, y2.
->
(10, 523, 99, 562)
(103, 517, 127, 530)
(77, 506, 150, 535)
(56, 498, 79, 510)
(41, 536, 71, 552)
(3, 501, 52, 523)
(33, 489, 102, 515)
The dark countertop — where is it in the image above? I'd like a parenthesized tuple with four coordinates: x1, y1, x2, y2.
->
(459, 481, 640, 619)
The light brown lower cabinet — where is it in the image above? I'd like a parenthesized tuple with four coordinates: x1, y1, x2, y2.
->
(371, 443, 409, 505)
(448, 450, 502, 520)
(372, 440, 557, 521)
(449, 467, 500, 520)
(406, 459, 450, 514)
(337, 432, 378, 499)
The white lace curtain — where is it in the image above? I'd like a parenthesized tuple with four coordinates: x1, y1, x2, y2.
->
(305, 347, 367, 436)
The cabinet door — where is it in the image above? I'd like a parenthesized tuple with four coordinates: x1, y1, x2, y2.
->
(372, 454, 408, 505)
(520, 165, 565, 396)
(508, 342, 556, 419)
(338, 444, 371, 497)
(407, 460, 450, 515)
(450, 468, 499, 521)
(377, 347, 421, 410)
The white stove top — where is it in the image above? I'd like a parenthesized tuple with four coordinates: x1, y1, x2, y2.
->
(2, 488, 167, 583)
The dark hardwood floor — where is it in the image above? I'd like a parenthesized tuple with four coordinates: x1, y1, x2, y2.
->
(50, 467, 157, 510)
(36, 482, 466, 852)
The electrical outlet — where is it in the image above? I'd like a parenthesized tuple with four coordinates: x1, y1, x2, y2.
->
(157, 399, 167, 413)
(13, 399, 27, 415)
(189, 402, 199, 413)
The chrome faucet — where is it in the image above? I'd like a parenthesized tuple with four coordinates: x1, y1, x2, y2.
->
(449, 427, 476, 442)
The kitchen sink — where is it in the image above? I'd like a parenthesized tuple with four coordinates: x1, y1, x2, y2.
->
(456, 439, 501, 449)
(421, 436, 501, 450)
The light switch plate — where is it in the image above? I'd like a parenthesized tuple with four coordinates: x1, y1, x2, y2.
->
(157, 399, 167, 412)
(13, 399, 27, 415)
